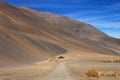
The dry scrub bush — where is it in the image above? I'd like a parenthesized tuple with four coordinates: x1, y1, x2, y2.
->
(85, 69, 120, 78)
(98, 71, 120, 78)
(99, 58, 120, 63)
(85, 69, 99, 78)
(106, 71, 120, 77)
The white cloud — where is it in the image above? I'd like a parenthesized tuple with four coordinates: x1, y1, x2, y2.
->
(51, 0, 89, 3)
(77, 17, 120, 28)
(93, 22, 120, 28)
(104, 30, 120, 38)
(25, 4, 78, 8)
(106, 3, 120, 10)
(63, 8, 120, 29)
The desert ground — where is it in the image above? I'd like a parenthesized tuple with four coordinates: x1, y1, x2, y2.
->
(0, 55, 120, 80)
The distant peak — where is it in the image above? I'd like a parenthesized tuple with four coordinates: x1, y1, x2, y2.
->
(19, 6, 30, 10)
(0, 2, 14, 8)
(0, 2, 9, 5)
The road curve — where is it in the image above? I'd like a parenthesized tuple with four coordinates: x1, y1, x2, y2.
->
(39, 61, 76, 80)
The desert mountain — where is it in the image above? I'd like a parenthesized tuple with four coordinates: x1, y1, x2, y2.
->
(0, 2, 120, 67)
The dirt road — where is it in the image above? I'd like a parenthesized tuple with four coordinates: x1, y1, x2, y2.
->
(39, 61, 76, 80)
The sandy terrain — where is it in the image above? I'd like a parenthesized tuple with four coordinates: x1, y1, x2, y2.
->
(67, 58, 120, 80)
(0, 57, 120, 80)
(0, 61, 56, 80)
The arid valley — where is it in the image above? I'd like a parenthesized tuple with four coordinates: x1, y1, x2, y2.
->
(0, 2, 120, 80)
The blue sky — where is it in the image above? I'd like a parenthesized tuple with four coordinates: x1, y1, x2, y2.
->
(2, 0, 120, 38)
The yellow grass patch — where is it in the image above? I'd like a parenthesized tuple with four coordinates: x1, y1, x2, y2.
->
(85, 70, 120, 78)
(99, 58, 120, 63)
(85, 69, 99, 78)
(100, 71, 120, 77)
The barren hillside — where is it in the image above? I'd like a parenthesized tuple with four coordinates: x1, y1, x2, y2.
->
(0, 2, 120, 67)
